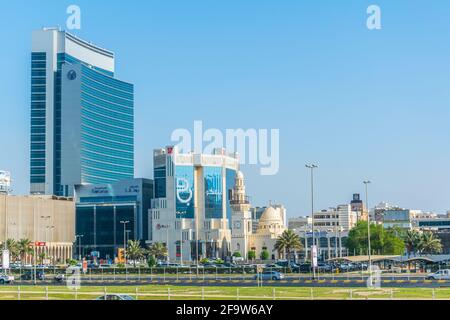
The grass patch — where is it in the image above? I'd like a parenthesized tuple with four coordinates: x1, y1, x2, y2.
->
(0, 285, 448, 300)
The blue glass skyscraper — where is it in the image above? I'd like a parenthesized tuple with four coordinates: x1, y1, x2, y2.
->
(31, 28, 134, 196)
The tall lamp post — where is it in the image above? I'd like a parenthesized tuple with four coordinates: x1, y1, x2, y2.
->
(41, 215, 50, 259)
(363, 180, 372, 275)
(75, 234, 84, 261)
(46, 226, 55, 264)
(305, 164, 318, 280)
(120, 221, 130, 265)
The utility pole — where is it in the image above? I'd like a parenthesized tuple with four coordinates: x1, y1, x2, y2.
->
(363, 180, 372, 279)
(305, 164, 318, 279)
(120, 221, 130, 265)
(75, 235, 84, 261)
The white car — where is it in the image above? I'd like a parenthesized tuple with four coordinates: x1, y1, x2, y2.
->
(426, 269, 450, 280)
(0, 274, 14, 284)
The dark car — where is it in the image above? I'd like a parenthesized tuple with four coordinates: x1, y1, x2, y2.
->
(317, 263, 332, 272)
(296, 263, 312, 273)
(21, 271, 45, 281)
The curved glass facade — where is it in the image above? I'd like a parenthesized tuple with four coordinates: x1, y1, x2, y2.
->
(54, 53, 134, 193)
(79, 64, 134, 185)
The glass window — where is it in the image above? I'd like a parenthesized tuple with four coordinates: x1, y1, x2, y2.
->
(204, 166, 223, 219)
(175, 165, 195, 219)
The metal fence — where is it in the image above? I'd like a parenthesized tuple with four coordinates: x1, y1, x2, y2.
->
(0, 286, 442, 300)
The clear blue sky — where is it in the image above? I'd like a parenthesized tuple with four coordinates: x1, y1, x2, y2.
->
(1, 0, 450, 216)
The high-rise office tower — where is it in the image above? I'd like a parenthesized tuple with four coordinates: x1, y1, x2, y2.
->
(30, 28, 134, 196)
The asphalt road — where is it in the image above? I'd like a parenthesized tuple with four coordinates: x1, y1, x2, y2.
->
(11, 275, 450, 288)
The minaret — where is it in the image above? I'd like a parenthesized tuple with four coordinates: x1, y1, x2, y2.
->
(230, 171, 250, 212)
(230, 171, 252, 259)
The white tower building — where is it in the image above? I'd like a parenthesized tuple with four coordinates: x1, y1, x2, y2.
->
(230, 171, 252, 259)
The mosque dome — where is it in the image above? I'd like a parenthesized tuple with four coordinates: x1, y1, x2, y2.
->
(258, 207, 283, 226)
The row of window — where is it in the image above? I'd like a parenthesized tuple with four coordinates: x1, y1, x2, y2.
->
(30, 52, 47, 185)
(81, 115, 133, 137)
(81, 107, 133, 129)
(81, 141, 133, 159)
(81, 158, 133, 174)
(82, 124, 133, 145)
(83, 149, 134, 167)
(81, 96, 133, 116)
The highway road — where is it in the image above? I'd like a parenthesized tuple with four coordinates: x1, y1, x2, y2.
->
(12, 275, 450, 288)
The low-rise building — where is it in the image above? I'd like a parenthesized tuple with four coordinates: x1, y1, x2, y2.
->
(288, 216, 312, 230)
(383, 209, 412, 229)
(0, 194, 75, 264)
(293, 229, 349, 261)
(75, 178, 153, 260)
(313, 204, 357, 232)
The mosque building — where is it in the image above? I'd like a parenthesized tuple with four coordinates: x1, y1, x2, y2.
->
(230, 171, 286, 260)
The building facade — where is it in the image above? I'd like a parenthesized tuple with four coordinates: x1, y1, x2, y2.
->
(75, 178, 153, 259)
(0, 195, 75, 263)
(350, 193, 368, 221)
(288, 216, 312, 230)
(150, 146, 239, 262)
(230, 172, 286, 260)
(383, 209, 413, 229)
(294, 229, 349, 261)
(0, 171, 11, 194)
(31, 28, 134, 197)
(313, 204, 357, 232)
(250, 204, 286, 233)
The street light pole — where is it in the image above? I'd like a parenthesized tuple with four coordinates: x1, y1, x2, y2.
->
(166, 227, 169, 263)
(75, 234, 84, 261)
(363, 180, 372, 276)
(41, 216, 50, 259)
(305, 164, 318, 280)
(120, 221, 130, 265)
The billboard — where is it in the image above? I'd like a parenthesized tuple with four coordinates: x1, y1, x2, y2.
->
(175, 166, 195, 219)
(0, 171, 11, 193)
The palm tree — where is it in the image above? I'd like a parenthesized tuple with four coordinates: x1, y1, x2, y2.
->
(17, 239, 33, 266)
(404, 230, 421, 258)
(5, 239, 19, 262)
(419, 231, 442, 254)
(147, 242, 168, 261)
(38, 251, 47, 265)
(126, 240, 144, 267)
(273, 230, 303, 261)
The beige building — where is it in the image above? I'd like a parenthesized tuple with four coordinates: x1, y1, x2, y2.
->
(0, 195, 75, 264)
(230, 172, 286, 260)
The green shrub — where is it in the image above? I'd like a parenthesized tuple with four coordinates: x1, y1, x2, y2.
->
(147, 255, 157, 267)
(260, 250, 270, 260)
